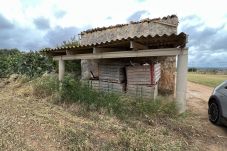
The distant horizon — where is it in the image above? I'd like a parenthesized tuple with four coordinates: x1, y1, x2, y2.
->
(188, 66, 227, 69)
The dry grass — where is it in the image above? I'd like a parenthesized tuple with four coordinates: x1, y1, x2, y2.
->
(188, 72, 227, 88)
(0, 77, 226, 150)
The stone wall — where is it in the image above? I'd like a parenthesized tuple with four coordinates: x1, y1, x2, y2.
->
(157, 56, 176, 95)
(81, 59, 99, 80)
(80, 16, 178, 46)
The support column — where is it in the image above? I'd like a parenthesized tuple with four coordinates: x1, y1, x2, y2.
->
(59, 57, 65, 81)
(176, 48, 188, 113)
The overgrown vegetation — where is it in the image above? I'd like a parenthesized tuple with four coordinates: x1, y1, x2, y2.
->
(188, 72, 227, 87)
(32, 75, 59, 98)
(29, 75, 185, 150)
(1, 55, 222, 150)
(0, 49, 81, 78)
(0, 44, 190, 150)
(0, 49, 56, 78)
(1, 77, 206, 151)
(32, 74, 177, 119)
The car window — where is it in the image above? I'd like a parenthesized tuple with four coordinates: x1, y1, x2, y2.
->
(216, 81, 227, 97)
(214, 81, 227, 92)
(221, 81, 227, 88)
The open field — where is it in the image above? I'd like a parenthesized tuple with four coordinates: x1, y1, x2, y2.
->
(187, 72, 227, 88)
(0, 77, 227, 150)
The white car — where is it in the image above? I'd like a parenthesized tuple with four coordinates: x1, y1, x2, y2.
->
(208, 81, 227, 125)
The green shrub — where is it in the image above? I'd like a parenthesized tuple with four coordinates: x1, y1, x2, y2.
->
(0, 49, 56, 78)
(0, 49, 20, 77)
(0, 49, 81, 79)
(60, 75, 177, 118)
(32, 75, 59, 98)
(31, 74, 176, 118)
(16, 52, 56, 77)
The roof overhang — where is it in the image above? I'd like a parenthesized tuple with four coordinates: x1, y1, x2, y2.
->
(53, 47, 188, 61)
(41, 32, 187, 57)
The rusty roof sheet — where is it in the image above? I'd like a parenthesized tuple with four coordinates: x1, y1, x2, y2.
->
(80, 15, 178, 35)
(41, 32, 187, 56)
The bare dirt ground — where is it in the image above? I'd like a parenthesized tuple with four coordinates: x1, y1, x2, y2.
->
(187, 82, 227, 150)
(0, 78, 227, 150)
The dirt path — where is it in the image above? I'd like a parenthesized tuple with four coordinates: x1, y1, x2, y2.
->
(187, 82, 213, 116)
(187, 82, 227, 150)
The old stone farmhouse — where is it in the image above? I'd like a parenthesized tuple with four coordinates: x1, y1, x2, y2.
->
(42, 15, 188, 113)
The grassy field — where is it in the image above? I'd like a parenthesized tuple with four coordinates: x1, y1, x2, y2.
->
(1, 75, 226, 150)
(188, 72, 227, 87)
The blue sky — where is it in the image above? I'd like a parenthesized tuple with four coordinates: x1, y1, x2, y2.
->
(0, 0, 227, 67)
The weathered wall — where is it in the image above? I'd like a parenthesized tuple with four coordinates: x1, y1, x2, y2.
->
(81, 59, 128, 80)
(80, 16, 177, 93)
(81, 59, 99, 80)
(122, 57, 176, 95)
(81, 57, 176, 95)
(80, 17, 178, 46)
(157, 56, 176, 95)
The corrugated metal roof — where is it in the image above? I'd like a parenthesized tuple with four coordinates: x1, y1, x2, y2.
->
(80, 15, 178, 35)
(41, 32, 187, 56)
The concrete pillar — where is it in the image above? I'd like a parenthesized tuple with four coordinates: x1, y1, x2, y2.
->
(59, 57, 65, 81)
(176, 48, 188, 113)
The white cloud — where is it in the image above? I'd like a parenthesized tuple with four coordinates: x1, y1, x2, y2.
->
(1, 0, 226, 29)
(0, 0, 227, 67)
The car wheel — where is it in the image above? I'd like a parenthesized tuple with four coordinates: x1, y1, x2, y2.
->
(208, 101, 222, 125)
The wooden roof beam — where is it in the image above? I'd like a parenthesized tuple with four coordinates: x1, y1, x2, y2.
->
(53, 48, 187, 61)
(66, 49, 93, 55)
(93, 47, 128, 53)
(130, 41, 148, 50)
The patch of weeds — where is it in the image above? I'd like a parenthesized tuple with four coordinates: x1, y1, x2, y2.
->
(161, 127, 170, 136)
(59, 75, 177, 119)
(32, 74, 177, 120)
(111, 128, 184, 151)
(32, 74, 59, 98)
(16, 75, 31, 84)
(63, 128, 92, 150)
(176, 111, 193, 121)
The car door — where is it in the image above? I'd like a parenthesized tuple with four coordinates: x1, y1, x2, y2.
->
(217, 81, 227, 118)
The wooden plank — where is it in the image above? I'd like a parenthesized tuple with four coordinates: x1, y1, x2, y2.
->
(93, 47, 127, 53)
(99, 63, 126, 83)
(53, 48, 185, 60)
(126, 64, 161, 85)
(130, 41, 148, 50)
(82, 80, 126, 93)
(66, 49, 92, 55)
(126, 84, 158, 99)
(99, 81, 126, 93)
